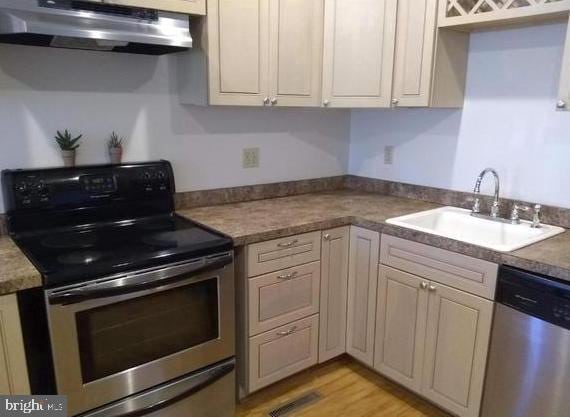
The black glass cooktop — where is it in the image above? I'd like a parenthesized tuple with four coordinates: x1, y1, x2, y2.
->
(13, 214, 233, 288)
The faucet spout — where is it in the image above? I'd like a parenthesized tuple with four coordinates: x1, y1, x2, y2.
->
(472, 168, 501, 217)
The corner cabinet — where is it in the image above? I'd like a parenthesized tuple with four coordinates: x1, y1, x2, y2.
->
(346, 227, 379, 366)
(321, 0, 397, 108)
(0, 294, 30, 395)
(188, 0, 323, 107)
(101, 0, 206, 14)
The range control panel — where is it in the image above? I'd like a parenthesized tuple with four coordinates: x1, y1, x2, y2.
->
(2, 161, 174, 211)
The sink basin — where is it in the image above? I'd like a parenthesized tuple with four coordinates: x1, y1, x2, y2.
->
(386, 206, 565, 252)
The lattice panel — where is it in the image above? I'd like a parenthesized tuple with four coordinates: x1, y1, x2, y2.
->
(446, 0, 565, 17)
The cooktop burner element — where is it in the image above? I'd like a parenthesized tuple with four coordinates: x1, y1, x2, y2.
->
(1, 161, 233, 288)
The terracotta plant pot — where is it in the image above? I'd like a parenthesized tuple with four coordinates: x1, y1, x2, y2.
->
(109, 147, 123, 164)
(61, 150, 76, 167)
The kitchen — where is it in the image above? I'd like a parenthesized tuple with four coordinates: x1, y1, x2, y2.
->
(0, 0, 568, 417)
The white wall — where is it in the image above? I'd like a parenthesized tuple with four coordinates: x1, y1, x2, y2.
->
(349, 23, 570, 208)
(0, 44, 350, 212)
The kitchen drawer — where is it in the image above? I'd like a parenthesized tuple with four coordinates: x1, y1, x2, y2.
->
(380, 235, 498, 299)
(249, 261, 321, 336)
(248, 314, 319, 393)
(247, 232, 321, 277)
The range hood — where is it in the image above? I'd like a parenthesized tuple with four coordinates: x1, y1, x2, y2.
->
(0, 0, 192, 55)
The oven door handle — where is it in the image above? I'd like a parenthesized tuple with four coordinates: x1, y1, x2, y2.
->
(79, 358, 235, 417)
(49, 253, 233, 305)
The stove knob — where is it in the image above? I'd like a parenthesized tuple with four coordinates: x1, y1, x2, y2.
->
(142, 171, 152, 181)
(157, 171, 166, 180)
(15, 182, 29, 195)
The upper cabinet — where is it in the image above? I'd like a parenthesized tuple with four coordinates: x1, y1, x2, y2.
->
(558, 15, 570, 110)
(102, 0, 206, 14)
(189, 0, 323, 107)
(321, 0, 397, 108)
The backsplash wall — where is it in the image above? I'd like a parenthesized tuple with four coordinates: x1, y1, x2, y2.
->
(349, 23, 570, 208)
(0, 44, 350, 212)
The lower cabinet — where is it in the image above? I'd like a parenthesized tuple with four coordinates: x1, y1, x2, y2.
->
(346, 227, 379, 366)
(374, 265, 493, 417)
(0, 294, 30, 395)
(248, 314, 319, 393)
(318, 226, 350, 363)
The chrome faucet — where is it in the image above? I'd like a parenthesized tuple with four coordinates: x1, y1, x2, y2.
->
(472, 168, 500, 218)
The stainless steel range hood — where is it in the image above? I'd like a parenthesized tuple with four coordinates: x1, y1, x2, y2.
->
(0, 0, 192, 55)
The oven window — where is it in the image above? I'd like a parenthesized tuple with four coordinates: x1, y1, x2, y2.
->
(76, 278, 219, 383)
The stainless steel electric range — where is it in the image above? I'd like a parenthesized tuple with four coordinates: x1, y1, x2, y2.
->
(2, 161, 236, 417)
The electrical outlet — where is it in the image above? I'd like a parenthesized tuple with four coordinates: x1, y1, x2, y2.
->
(243, 147, 260, 169)
(384, 146, 394, 165)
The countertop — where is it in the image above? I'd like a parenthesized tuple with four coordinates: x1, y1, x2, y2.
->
(1, 190, 569, 295)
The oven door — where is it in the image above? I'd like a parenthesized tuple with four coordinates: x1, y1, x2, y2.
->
(45, 252, 235, 416)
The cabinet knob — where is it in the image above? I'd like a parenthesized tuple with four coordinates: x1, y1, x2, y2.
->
(391, 99, 399, 106)
(323, 233, 331, 241)
(270, 98, 278, 105)
(323, 100, 330, 107)
(263, 97, 270, 105)
(556, 100, 566, 109)
(429, 285, 437, 292)
(420, 282, 428, 290)
(277, 326, 297, 336)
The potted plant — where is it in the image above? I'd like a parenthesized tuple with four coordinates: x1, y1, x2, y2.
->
(107, 132, 124, 164)
(55, 129, 82, 167)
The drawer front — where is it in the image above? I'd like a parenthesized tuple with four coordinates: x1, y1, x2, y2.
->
(247, 232, 321, 277)
(380, 235, 498, 299)
(248, 261, 321, 336)
(248, 315, 319, 393)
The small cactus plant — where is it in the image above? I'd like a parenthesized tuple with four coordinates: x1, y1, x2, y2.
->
(108, 132, 124, 164)
(55, 129, 82, 151)
(107, 131, 123, 149)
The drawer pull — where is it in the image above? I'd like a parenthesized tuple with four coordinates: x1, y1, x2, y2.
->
(429, 285, 437, 292)
(277, 271, 299, 280)
(420, 282, 428, 290)
(277, 326, 298, 336)
(277, 239, 298, 248)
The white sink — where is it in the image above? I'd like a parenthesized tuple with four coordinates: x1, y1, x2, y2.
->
(386, 206, 565, 252)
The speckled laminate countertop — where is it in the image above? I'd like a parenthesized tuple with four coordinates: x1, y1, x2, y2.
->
(1, 190, 569, 295)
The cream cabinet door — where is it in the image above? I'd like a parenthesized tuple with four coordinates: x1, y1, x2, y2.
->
(422, 283, 493, 417)
(322, 0, 397, 108)
(268, 0, 324, 107)
(207, 0, 270, 106)
(392, 0, 438, 107)
(319, 227, 350, 363)
(557, 16, 570, 111)
(0, 295, 29, 395)
(346, 227, 379, 366)
(104, 0, 206, 14)
(374, 266, 428, 393)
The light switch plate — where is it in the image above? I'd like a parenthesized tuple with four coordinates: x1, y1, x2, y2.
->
(243, 147, 260, 169)
(384, 146, 394, 165)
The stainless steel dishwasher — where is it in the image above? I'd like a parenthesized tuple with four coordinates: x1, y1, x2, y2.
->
(481, 266, 570, 417)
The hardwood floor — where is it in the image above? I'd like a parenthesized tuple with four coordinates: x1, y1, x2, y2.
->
(237, 357, 452, 417)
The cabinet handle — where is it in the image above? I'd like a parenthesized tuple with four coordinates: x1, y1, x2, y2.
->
(420, 282, 428, 290)
(323, 100, 330, 107)
(270, 98, 278, 105)
(391, 98, 399, 106)
(277, 271, 298, 280)
(556, 100, 566, 109)
(277, 326, 297, 336)
(429, 285, 437, 292)
(263, 97, 270, 105)
(277, 239, 298, 248)
(323, 233, 331, 241)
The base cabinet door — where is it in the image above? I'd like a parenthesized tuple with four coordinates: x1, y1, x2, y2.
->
(207, 0, 270, 106)
(374, 266, 428, 393)
(248, 315, 319, 393)
(422, 283, 493, 417)
(319, 227, 350, 363)
(322, 0, 397, 108)
(268, 0, 324, 107)
(0, 294, 30, 395)
(346, 227, 379, 366)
